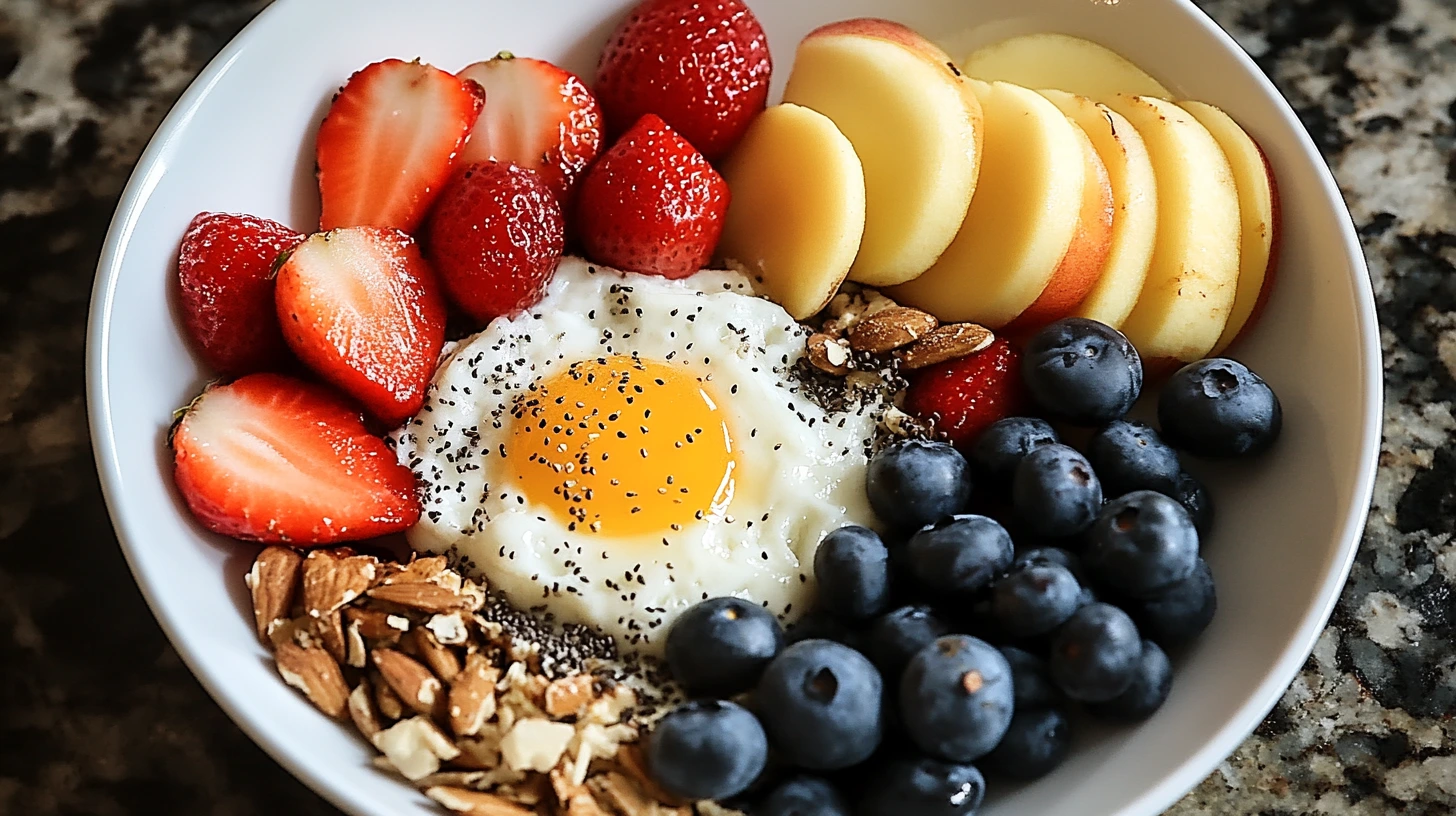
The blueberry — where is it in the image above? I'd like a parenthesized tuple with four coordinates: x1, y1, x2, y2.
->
(858, 757, 986, 816)
(865, 605, 950, 678)
(815, 526, 892, 621)
(905, 515, 1014, 595)
(1012, 444, 1103, 538)
(1049, 603, 1142, 702)
(1088, 639, 1172, 722)
(646, 700, 768, 800)
(867, 439, 973, 530)
(786, 611, 864, 651)
(900, 635, 1014, 762)
(1022, 317, 1142, 425)
(998, 646, 1062, 710)
(757, 640, 884, 770)
(1087, 420, 1182, 496)
(981, 707, 1072, 780)
(756, 776, 850, 816)
(1127, 558, 1217, 646)
(1171, 471, 1214, 537)
(970, 417, 1061, 483)
(666, 597, 784, 697)
(1013, 547, 1094, 604)
(1158, 358, 1282, 457)
(1086, 490, 1199, 598)
(990, 562, 1084, 638)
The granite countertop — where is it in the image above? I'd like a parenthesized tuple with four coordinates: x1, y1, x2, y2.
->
(1, 0, 1453, 812)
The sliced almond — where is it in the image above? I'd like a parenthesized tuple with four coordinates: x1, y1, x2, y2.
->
(348, 678, 383, 739)
(314, 609, 347, 665)
(450, 654, 499, 738)
(414, 771, 489, 790)
(412, 626, 463, 683)
(425, 787, 533, 815)
(847, 306, 938, 353)
(544, 674, 595, 718)
(374, 716, 460, 781)
(499, 718, 575, 773)
(373, 648, 445, 719)
(346, 606, 409, 642)
(384, 555, 450, 585)
(806, 333, 852, 375)
(302, 549, 379, 618)
(898, 322, 995, 370)
(345, 618, 369, 668)
(274, 642, 349, 719)
(375, 670, 406, 720)
(427, 611, 470, 646)
(246, 546, 302, 643)
(369, 582, 470, 614)
(452, 725, 505, 769)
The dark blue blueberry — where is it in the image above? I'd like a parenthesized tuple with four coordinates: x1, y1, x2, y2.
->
(858, 757, 986, 816)
(900, 635, 1014, 763)
(1127, 558, 1217, 646)
(757, 640, 884, 770)
(1158, 358, 1282, 457)
(1086, 490, 1199, 598)
(980, 706, 1072, 780)
(865, 605, 950, 678)
(905, 515, 1014, 596)
(1088, 639, 1172, 722)
(786, 611, 864, 651)
(646, 700, 768, 800)
(1013, 547, 1095, 603)
(815, 526, 892, 621)
(1049, 603, 1142, 702)
(755, 776, 850, 816)
(970, 417, 1061, 483)
(1012, 444, 1103, 538)
(666, 597, 784, 697)
(1022, 318, 1143, 425)
(867, 439, 973, 530)
(1171, 471, 1214, 537)
(1087, 420, 1182, 496)
(990, 562, 1084, 638)
(998, 646, 1061, 710)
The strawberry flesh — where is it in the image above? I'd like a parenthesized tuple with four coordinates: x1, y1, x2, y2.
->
(274, 227, 446, 426)
(317, 59, 483, 233)
(575, 114, 729, 279)
(171, 373, 420, 545)
(905, 338, 1029, 451)
(177, 212, 303, 375)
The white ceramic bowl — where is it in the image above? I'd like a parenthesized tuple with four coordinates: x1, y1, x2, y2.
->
(87, 0, 1381, 813)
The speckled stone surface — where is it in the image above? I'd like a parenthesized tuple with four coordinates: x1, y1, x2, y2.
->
(1, 0, 1453, 813)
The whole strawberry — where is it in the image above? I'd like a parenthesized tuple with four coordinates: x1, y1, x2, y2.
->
(905, 338, 1029, 450)
(594, 0, 772, 161)
(575, 114, 729, 279)
(424, 161, 566, 323)
(177, 212, 303, 375)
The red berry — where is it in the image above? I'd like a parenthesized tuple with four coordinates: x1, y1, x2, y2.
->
(177, 212, 303, 375)
(575, 114, 729, 279)
(905, 338, 1028, 450)
(424, 161, 566, 322)
(594, 0, 772, 161)
(171, 373, 420, 545)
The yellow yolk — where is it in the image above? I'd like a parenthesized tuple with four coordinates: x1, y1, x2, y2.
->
(508, 356, 737, 537)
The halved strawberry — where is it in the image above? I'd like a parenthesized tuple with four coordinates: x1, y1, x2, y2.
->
(171, 373, 420, 545)
(456, 54, 604, 203)
(274, 227, 446, 425)
(904, 338, 1028, 450)
(177, 212, 303, 375)
(316, 59, 484, 233)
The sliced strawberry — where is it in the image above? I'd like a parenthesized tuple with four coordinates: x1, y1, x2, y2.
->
(171, 373, 420, 545)
(456, 54, 604, 203)
(177, 212, 303, 375)
(274, 227, 446, 425)
(316, 59, 483, 233)
(595, 0, 772, 161)
(575, 114, 729, 279)
(425, 161, 565, 323)
(905, 338, 1029, 451)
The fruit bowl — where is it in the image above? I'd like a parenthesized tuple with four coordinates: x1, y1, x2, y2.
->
(86, 0, 1381, 814)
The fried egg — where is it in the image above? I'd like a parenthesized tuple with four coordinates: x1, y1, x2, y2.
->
(395, 258, 880, 653)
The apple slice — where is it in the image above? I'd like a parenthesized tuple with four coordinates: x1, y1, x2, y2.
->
(782, 19, 983, 287)
(717, 103, 867, 319)
(962, 33, 1170, 103)
(1180, 101, 1280, 354)
(1103, 95, 1240, 364)
(889, 81, 1086, 328)
(1040, 90, 1158, 330)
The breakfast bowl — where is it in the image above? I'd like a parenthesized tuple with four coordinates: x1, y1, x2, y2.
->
(86, 0, 1381, 813)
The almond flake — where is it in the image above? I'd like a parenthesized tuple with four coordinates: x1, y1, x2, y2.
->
(414, 771, 489, 790)
(806, 333, 852, 375)
(425, 787, 533, 815)
(275, 642, 349, 719)
(346, 606, 409, 642)
(302, 549, 378, 618)
(427, 612, 470, 645)
(411, 627, 463, 683)
(848, 306, 939, 353)
(452, 726, 505, 770)
(545, 674, 595, 718)
(369, 582, 470, 614)
(450, 654, 499, 738)
(374, 716, 460, 781)
(373, 648, 444, 719)
(247, 547, 302, 643)
(551, 767, 603, 816)
(383, 555, 449, 585)
(499, 718, 574, 773)
(345, 618, 368, 668)
(348, 678, 383, 739)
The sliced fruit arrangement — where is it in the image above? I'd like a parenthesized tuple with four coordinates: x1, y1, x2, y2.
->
(961, 32, 1171, 103)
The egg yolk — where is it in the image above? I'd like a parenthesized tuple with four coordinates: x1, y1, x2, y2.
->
(508, 356, 737, 537)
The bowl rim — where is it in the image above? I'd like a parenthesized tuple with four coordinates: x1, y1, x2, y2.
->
(85, 0, 1383, 813)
